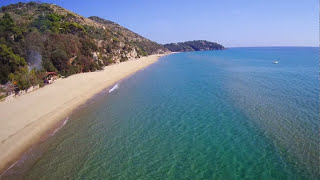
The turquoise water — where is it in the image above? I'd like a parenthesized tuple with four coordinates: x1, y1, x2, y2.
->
(3, 47, 319, 179)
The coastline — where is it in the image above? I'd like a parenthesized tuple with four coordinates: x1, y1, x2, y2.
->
(0, 53, 169, 173)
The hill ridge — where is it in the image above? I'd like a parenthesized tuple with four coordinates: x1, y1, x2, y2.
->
(164, 40, 224, 52)
(0, 2, 169, 90)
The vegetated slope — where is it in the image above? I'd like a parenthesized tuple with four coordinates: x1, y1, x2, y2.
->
(89, 16, 167, 56)
(0, 2, 169, 90)
(164, 40, 224, 52)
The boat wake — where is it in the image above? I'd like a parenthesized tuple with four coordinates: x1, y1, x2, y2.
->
(109, 83, 119, 93)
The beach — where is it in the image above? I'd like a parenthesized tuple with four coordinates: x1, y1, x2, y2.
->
(0, 54, 167, 173)
(0, 48, 318, 179)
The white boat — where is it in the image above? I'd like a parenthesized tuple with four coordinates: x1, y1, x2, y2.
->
(273, 60, 279, 64)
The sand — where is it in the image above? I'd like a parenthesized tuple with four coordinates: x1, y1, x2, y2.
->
(0, 54, 168, 173)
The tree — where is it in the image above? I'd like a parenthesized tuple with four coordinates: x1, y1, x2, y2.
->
(0, 44, 27, 83)
(0, 13, 15, 41)
(0, 13, 14, 32)
(8, 66, 32, 90)
(42, 58, 57, 72)
(51, 49, 68, 71)
(0, 13, 25, 42)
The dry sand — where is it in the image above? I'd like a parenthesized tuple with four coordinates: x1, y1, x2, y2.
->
(0, 54, 168, 173)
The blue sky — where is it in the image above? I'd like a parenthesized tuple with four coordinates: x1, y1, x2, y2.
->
(0, 0, 318, 47)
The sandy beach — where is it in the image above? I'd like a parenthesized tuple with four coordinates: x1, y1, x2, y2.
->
(0, 54, 167, 173)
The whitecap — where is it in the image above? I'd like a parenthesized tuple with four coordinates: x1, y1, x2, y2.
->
(109, 83, 119, 93)
(51, 117, 69, 136)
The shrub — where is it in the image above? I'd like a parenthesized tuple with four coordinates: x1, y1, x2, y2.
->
(0, 44, 27, 84)
(60, 22, 85, 34)
(51, 49, 68, 71)
(42, 58, 57, 72)
(120, 56, 128, 62)
(80, 38, 97, 56)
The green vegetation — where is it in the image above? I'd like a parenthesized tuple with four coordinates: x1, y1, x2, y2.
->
(0, 13, 25, 42)
(0, 42, 43, 89)
(88, 16, 169, 55)
(84, 25, 107, 40)
(0, 44, 26, 84)
(32, 13, 86, 35)
(0, 95, 5, 100)
(120, 56, 128, 62)
(0, 87, 5, 92)
(0, 2, 169, 91)
(102, 56, 114, 65)
(136, 47, 148, 56)
(164, 40, 225, 52)
(32, 13, 64, 33)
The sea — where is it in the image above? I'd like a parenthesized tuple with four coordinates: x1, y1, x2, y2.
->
(2, 47, 319, 179)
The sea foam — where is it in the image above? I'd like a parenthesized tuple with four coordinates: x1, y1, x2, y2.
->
(51, 117, 69, 136)
(109, 83, 119, 93)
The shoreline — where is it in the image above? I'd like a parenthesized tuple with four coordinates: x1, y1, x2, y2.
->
(0, 53, 169, 174)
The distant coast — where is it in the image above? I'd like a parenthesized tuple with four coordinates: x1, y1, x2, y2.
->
(164, 40, 224, 52)
(0, 53, 169, 173)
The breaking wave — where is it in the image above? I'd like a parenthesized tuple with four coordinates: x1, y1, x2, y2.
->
(109, 83, 119, 93)
(51, 117, 69, 136)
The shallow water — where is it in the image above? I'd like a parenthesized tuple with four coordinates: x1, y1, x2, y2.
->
(3, 47, 319, 179)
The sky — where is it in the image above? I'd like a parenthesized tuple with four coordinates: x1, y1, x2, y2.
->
(0, 0, 318, 47)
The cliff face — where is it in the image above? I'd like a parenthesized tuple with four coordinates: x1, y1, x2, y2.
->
(0, 2, 169, 88)
(164, 40, 224, 52)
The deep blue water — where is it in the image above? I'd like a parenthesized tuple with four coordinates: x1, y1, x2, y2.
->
(4, 47, 319, 179)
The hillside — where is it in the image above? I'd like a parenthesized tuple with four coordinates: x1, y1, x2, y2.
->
(164, 40, 224, 52)
(89, 16, 167, 55)
(0, 2, 169, 91)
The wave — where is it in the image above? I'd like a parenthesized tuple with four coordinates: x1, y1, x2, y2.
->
(109, 83, 119, 93)
(51, 117, 69, 136)
(1, 116, 70, 178)
(0, 160, 19, 177)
